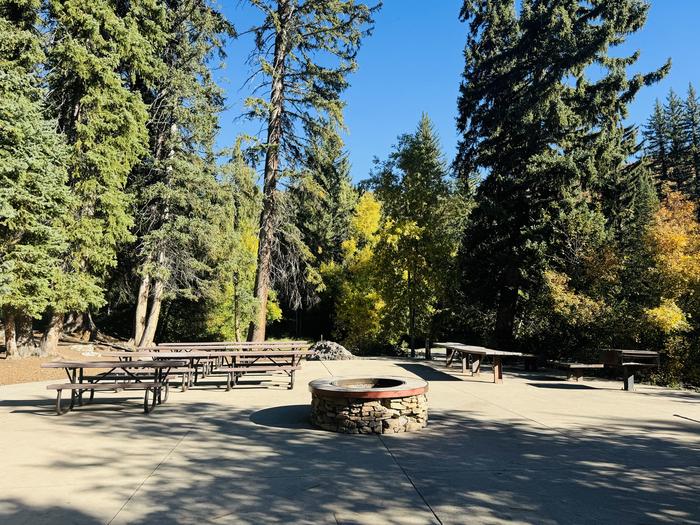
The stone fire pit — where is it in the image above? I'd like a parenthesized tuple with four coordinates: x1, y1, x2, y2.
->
(309, 376, 428, 434)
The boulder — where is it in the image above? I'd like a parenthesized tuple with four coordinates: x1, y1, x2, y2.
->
(308, 340, 355, 361)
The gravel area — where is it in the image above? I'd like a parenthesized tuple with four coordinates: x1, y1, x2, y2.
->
(0, 343, 107, 386)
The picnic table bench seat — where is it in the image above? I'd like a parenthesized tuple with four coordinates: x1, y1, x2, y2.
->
(47, 381, 168, 415)
(551, 361, 605, 381)
(215, 364, 301, 390)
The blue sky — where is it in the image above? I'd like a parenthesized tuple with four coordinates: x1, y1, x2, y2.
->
(216, 0, 700, 183)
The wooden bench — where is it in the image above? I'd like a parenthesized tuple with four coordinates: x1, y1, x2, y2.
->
(216, 365, 301, 390)
(46, 381, 167, 415)
(552, 362, 605, 381)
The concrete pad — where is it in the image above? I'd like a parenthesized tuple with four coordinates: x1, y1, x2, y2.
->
(1, 358, 699, 524)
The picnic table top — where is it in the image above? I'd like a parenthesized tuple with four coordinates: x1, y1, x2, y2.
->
(103, 350, 310, 358)
(601, 348, 660, 356)
(41, 360, 187, 369)
(433, 342, 523, 357)
(153, 341, 310, 347)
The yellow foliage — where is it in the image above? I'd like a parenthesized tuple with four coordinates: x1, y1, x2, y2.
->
(647, 191, 700, 292)
(645, 299, 690, 334)
(545, 270, 604, 326)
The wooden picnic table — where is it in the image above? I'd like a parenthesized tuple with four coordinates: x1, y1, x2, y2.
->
(433, 342, 522, 384)
(600, 348, 660, 391)
(41, 359, 186, 414)
(150, 341, 310, 351)
(103, 349, 310, 390)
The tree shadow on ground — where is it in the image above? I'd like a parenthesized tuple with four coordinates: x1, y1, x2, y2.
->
(394, 363, 463, 381)
(2, 385, 700, 524)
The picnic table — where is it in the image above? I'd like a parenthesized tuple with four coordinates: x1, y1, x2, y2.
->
(104, 348, 310, 390)
(433, 342, 522, 384)
(41, 359, 185, 414)
(600, 348, 660, 391)
(213, 349, 310, 390)
(151, 341, 309, 351)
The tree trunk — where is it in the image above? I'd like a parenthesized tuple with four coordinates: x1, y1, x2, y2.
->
(41, 312, 64, 356)
(495, 275, 519, 350)
(248, 0, 294, 342)
(64, 311, 95, 341)
(139, 278, 164, 347)
(3, 308, 17, 358)
(16, 313, 37, 358)
(134, 273, 151, 345)
(408, 268, 416, 359)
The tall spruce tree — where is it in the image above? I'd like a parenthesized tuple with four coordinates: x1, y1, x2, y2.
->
(0, 0, 72, 357)
(42, 0, 163, 349)
(130, 0, 233, 347)
(684, 84, 700, 193)
(368, 115, 462, 356)
(665, 88, 690, 190)
(292, 123, 356, 269)
(644, 99, 670, 185)
(456, 0, 668, 348)
(243, 0, 377, 340)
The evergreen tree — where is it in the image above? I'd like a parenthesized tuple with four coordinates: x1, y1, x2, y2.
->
(42, 0, 163, 348)
(684, 84, 700, 193)
(205, 143, 261, 341)
(286, 122, 357, 335)
(292, 123, 357, 269)
(368, 115, 464, 356)
(456, 0, 668, 348)
(665, 88, 690, 190)
(130, 0, 233, 347)
(0, 0, 72, 357)
(644, 100, 670, 184)
(243, 0, 378, 340)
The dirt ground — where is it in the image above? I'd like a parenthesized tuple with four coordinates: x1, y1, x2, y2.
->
(0, 343, 110, 386)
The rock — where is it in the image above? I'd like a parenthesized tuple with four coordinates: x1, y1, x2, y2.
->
(308, 340, 355, 361)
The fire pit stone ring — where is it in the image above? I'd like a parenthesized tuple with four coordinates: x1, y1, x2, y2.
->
(309, 376, 428, 434)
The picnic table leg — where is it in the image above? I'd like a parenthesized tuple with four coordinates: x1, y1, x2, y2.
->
(623, 367, 635, 391)
(446, 348, 455, 367)
(55, 389, 66, 415)
(472, 355, 481, 376)
(289, 370, 295, 390)
(462, 355, 467, 375)
(493, 357, 503, 384)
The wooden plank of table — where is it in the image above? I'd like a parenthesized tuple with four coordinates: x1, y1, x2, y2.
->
(41, 360, 187, 369)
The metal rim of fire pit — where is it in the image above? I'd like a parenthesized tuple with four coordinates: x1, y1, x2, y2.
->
(308, 376, 428, 399)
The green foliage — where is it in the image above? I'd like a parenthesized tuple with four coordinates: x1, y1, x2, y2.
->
(0, 0, 72, 320)
(367, 115, 467, 351)
(46, 0, 160, 313)
(205, 144, 262, 341)
(130, 0, 233, 300)
(456, 0, 668, 349)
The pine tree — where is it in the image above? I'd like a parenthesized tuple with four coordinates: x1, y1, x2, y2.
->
(644, 100, 670, 185)
(665, 89, 690, 190)
(243, 0, 378, 340)
(368, 115, 463, 356)
(292, 123, 357, 269)
(455, 0, 668, 348)
(130, 0, 233, 347)
(684, 84, 700, 193)
(42, 0, 163, 348)
(0, 0, 72, 357)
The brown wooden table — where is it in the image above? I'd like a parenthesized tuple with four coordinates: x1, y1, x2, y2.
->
(600, 349, 660, 391)
(41, 360, 185, 414)
(434, 343, 522, 384)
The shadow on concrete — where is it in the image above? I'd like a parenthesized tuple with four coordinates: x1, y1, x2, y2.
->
(2, 386, 700, 524)
(526, 382, 597, 390)
(394, 363, 462, 382)
(250, 404, 316, 430)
